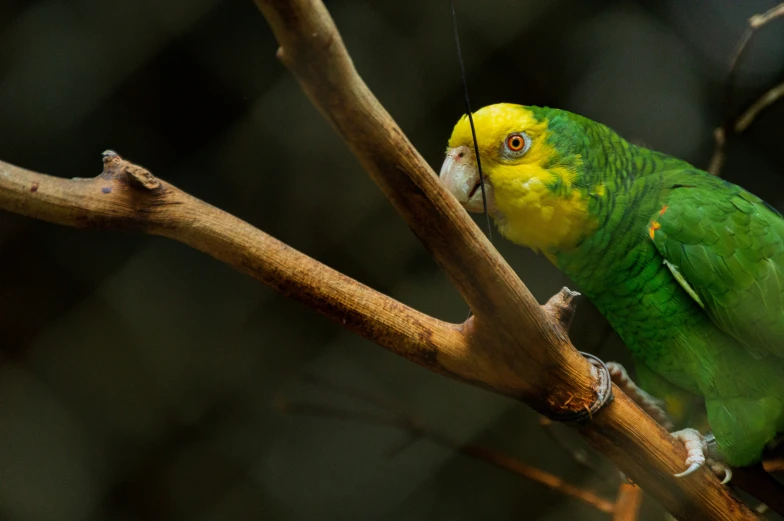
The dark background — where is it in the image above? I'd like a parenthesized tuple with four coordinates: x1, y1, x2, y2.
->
(0, 1, 783, 519)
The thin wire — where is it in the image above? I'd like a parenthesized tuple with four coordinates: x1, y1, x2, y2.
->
(449, 0, 492, 242)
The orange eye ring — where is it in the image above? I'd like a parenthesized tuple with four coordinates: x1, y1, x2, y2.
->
(506, 134, 526, 152)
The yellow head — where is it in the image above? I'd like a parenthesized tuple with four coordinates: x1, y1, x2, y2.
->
(440, 103, 598, 253)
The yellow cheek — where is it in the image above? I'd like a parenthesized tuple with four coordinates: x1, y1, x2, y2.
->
(490, 166, 595, 253)
(521, 186, 545, 208)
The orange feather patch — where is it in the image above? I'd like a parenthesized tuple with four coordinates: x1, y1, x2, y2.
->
(649, 220, 661, 240)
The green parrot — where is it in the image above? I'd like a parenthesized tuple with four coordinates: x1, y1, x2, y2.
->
(439, 103, 784, 474)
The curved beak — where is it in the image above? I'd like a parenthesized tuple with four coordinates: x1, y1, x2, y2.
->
(439, 146, 495, 213)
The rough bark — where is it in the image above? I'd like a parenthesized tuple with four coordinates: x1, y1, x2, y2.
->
(0, 1, 762, 519)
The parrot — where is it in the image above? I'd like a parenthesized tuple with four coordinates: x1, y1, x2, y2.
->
(439, 103, 784, 476)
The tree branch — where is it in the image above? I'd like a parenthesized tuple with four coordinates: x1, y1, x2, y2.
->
(708, 80, 784, 177)
(0, 152, 469, 380)
(708, 2, 784, 176)
(0, 0, 761, 518)
(613, 484, 643, 521)
(763, 459, 784, 472)
(278, 398, 616, 515)
(733, 80, 784, 133)
(249, 0, 598, 409)
(252, 1, 757, 519)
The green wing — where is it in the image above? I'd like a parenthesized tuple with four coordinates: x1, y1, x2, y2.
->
(649, 176, 784, 360)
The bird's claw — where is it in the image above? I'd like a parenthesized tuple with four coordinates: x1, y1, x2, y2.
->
(672, 428, 707, 476)
(671, 428, 731, 484)
(674, 460, 703, 478)
(709, 461, 732, 485)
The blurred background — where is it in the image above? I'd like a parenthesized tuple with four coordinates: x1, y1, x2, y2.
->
(0, 0, 783, 519)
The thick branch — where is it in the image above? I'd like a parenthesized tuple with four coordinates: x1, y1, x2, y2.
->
(0, 152, 755, 521)
(252, 1, 758, 520)
(0, 154, 468, 378)
(251, 0, 597, 410)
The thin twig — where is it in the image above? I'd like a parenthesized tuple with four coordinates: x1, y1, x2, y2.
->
(701, 4, 784, 512)
(613, 484, 643, 521)
(278, 400, 616, 514)
(725, 2, 784, 121)
(733, 80, 784, 133)
(295, 375, 617, 511)
(707, 127, 728, 177)
(710, 80, 784, 176)
(749, 3, 784, 28)
(762, 459, 784, 473)
(461, 443, 615, 514)
(708, 2, 784, 176)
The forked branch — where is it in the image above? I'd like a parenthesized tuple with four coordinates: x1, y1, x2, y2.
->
(0, 1, 761, 519)
(708, 2, 784, 176)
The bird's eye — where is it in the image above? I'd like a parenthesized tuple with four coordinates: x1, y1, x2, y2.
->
(504, 132, 531, 156)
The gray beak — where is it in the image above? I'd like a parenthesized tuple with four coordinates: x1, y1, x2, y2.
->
(439, 145, 495, 213)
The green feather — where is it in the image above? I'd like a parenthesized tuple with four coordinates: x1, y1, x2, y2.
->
(527, 107, 784, 465)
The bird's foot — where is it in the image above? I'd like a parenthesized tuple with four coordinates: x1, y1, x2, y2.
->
(672, 428, 731, 484)
(604, 363, 731, 483)
(606, 362, 674, 430)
